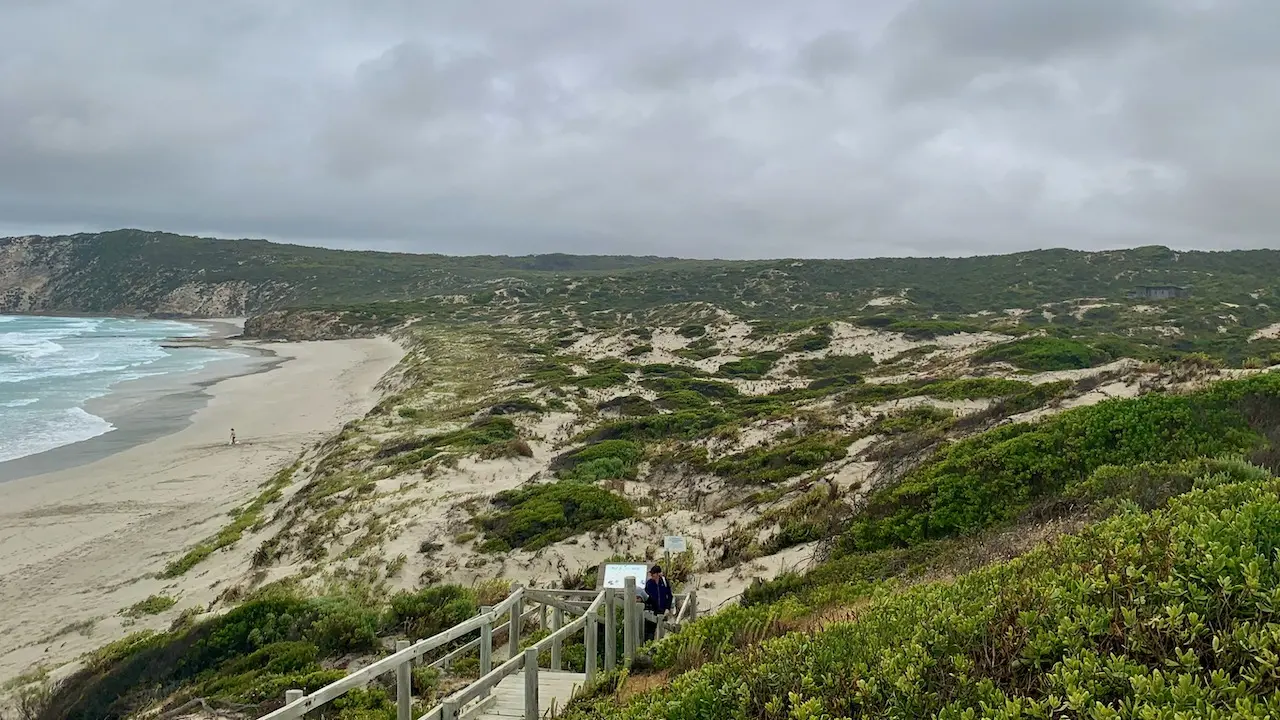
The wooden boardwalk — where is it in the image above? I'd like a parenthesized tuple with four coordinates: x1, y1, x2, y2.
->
(470, 671, 586, 719)
(261, 583, 697, 720)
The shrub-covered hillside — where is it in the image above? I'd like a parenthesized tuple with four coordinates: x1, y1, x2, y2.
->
(571, 459, 1280, 719)
(560, 374, 1280, 720)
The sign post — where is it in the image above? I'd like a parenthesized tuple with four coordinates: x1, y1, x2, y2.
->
(662, 535, 686, 572)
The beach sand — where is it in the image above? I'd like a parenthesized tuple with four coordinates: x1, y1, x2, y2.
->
(0, 334, 402, 684)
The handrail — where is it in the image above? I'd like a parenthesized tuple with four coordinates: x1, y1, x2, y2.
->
(429, 601, 592, 718)
(522, 589, 589, 617)
(260, 613, 490, 720)
(429, 606, 538, 670)
(264, 584, 697, 720)
(488, 586, 524, 617)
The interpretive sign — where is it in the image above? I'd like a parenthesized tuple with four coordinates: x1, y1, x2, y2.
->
(598, 562, 649, 591)
(663, 535, 687, 553)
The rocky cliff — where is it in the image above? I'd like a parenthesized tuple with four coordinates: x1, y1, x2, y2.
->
(0, 233, 289, 317)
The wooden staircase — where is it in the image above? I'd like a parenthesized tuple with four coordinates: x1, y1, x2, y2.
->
(258, 580, 697, 720)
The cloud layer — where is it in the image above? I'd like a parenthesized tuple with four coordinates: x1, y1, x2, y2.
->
(1, 0, 1276, 258)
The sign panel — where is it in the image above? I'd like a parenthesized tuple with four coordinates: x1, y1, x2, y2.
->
(663, 535, 687, 553)
(599, 562, 649, 591)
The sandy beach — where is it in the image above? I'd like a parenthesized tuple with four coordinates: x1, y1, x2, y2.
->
(0, 333, 402, 684)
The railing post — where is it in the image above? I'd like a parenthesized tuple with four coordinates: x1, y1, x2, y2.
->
(550, 607, 563, 671)
(523, 647, 539, 720)
(442, 698, 459, 720)
(509, 594, 523, 659)
(539, 602, 548, 632)
(395, 640, 412, 720)
(284, 689, 303, 705)
(604, 589, 616, 671)
(655, 612, 666, 641)
(623, 577, 637, 664)
(584, 600, 598, 685)
(689, 590, 698, 619)
(480, 606, 493, 678)
(637, 606, 645, 651)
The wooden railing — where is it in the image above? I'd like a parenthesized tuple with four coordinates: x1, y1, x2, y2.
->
(258, 580, 697, 720)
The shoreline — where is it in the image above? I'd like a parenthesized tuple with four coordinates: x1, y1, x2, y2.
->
(0, 317, 257, 483)
(0, 333, 403, 684)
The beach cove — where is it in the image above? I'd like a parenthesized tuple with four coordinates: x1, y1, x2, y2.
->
(0, 324, 402, 684)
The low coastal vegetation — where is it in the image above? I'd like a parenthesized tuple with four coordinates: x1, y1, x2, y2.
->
(570, 459, 1280, 720)
(475, 482, 635, 552)
(973, 335, 1111, 371)
(15, 234, 1280, 719)
(33, 581, 509, 720)
(28, 356, 1280, 720)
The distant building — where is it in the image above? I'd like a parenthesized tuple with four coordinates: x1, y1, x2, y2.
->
(1129, 285, 1190, 300)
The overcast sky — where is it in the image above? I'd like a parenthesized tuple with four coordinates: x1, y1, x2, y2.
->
(0, 1, 1276, 259)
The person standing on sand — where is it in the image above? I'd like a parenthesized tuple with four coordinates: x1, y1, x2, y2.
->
(230, 428, 237, 446)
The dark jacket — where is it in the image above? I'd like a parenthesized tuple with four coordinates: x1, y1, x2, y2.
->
(644, 576, 674, 614)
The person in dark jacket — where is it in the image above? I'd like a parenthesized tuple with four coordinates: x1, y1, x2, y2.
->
(643, 565, 673, 642)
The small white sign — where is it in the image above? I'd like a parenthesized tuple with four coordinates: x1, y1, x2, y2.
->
(599, 563, 649, 590)
(663, 535, 687, 553)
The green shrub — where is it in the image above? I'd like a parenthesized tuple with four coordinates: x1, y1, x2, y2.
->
(580, 468, 1280, 720)
(785, 325, 832, 352)
(121, 595, 177, 618)
(596, 394, 658, 416)
(655, 389, 711, 410)
(309, 597, 380, 654)
(639, 363, 707, 379)
(555, 440, 645, 482)
(586, 410, 735, 443)
(477, 482, 635, 550)
(924, 377, 1031, 399)
(974, 336, 1111, 371)
(841, 376, 1278, 552)
(870, 406, 954, 435)
(42, 593, 381, 719)
(625, 344, 653, 357)
(676, 337, 721, 360)
(383, 585, 478, 640)
(641, 376, 739, 400)
(573, 371, 629, 389)
(856, 316, 980, 339)
(717, 352, 783, 379)
(711, 434, 850, 484)
(794, 353, 875, 377)
(676, 324, 707, 338)
(841, 377, 1034, 405)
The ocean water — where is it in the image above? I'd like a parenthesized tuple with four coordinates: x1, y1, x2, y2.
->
(0, 315, 235, 463)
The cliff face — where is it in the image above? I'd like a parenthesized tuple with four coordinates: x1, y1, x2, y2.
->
(0, 234, 276, 317)
(0, 236, 66, 314)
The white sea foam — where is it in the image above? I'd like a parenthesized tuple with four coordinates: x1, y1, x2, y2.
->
(0, 407, 115, 463)
(0, 315, 235, 465)
(0, 397, 38, 407)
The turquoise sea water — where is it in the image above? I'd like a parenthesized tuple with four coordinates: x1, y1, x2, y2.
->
(0, 315, 234, 463)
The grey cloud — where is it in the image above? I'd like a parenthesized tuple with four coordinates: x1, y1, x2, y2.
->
(0, 0, 1278, 259)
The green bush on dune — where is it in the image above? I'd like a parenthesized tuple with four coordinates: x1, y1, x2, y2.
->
(842, 374, 1280, 552)
(974, 336, 1111, 371)
(476, 481, 635, 552)
(582, 460, 1280, 720)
